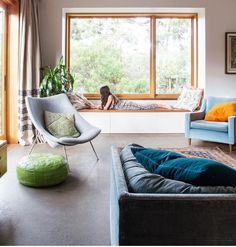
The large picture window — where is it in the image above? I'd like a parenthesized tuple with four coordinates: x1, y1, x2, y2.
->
(66, 13, 197, 99)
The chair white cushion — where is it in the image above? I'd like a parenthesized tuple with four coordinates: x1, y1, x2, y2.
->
(191, 120, 228, 133)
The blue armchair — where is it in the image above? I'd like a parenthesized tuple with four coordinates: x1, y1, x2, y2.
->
(185, 97, 236, 152)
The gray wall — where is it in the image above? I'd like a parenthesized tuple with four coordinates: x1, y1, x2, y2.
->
(39, 0, 236, 97)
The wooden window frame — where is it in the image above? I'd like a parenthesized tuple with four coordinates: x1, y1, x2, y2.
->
(66, 13, 198, 100)
(2, 0, 19, 144)
(0, 2, 7, 140)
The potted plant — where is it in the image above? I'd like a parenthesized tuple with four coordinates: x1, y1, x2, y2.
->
(40, 57, 74, 97)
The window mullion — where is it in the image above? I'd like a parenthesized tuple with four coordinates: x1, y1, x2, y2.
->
(192, 15, 198, 88)
(150, 16, 156, 98)
(65, 14, 71, 70)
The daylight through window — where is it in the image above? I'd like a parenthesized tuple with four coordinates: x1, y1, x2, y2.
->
(66, 13, 197, 99)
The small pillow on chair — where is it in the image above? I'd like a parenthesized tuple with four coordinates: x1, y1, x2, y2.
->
(204, 101, 236, 122)
(44, 111, 80, 138)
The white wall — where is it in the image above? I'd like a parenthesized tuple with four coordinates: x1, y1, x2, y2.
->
(39, 0, 236, 97)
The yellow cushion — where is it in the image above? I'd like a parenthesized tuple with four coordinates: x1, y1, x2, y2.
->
(204, 101, 236, 122)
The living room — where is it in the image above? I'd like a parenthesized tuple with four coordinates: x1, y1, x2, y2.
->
(0, 0, 236, 245)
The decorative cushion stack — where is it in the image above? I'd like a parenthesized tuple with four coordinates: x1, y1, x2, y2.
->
(131, 146, 236, 186)
(120, 144, 236, 194)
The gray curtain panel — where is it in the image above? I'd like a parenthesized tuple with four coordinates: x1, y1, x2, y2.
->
(18, 0, 41, 145)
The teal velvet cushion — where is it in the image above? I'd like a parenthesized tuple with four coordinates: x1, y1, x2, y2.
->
(16, 153, 69, 187)
(131, 147, 184, 172)
(131, 147, 236, 186)
(156, 158, 236, 186)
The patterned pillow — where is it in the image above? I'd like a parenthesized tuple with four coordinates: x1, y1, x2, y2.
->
(67, 92, 93, 110)
(174, 86, 203, 111)
(44, 111, 80, 138)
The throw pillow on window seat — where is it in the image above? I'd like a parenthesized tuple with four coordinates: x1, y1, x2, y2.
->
(67, 92, 94, 110)
(174, 86, 203, 111)
(44, 111, 80, 138)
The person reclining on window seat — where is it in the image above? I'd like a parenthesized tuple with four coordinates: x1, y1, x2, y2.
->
(97, 85, 173, 110)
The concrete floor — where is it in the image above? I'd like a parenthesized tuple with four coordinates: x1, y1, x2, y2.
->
(0, 134, 235, 245)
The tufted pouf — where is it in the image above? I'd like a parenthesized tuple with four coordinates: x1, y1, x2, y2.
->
(16, 153, 69, 187)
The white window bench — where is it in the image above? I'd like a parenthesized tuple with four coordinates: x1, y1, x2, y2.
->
(79, 109, 187, 134)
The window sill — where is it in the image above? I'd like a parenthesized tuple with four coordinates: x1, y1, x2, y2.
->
(86, 94, 179, 100)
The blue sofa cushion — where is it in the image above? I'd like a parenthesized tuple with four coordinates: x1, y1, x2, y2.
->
(191, 120, 228, 132)
(131, 147, 184, 173)
(206, 96, 236, 112)
(156, 157, 236, 186)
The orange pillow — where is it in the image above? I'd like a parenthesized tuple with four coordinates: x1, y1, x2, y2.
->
(205, 101, 236, 122)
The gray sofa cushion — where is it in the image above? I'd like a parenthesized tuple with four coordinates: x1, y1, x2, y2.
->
(120, 144, 236, 194)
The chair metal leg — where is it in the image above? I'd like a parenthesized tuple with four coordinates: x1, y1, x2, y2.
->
(63, 145, 71, 172)
(90, 141, 99, 161)
(28, 138, 37, 155)
(63, 145, 68, 163)
(188, 138, 192, 146)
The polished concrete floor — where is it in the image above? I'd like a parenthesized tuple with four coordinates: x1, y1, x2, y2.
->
(0, 134, 235, 245)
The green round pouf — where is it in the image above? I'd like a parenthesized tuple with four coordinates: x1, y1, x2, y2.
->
(16, 153, 69, 187)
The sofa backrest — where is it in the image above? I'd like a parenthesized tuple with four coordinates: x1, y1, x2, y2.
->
(205, 96, 236, 112)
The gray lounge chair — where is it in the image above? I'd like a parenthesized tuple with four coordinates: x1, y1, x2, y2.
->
(25, 93, 101, 161)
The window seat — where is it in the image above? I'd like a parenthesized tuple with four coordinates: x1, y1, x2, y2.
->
(79, 108, 188, 133)
(79, 108, 188, 112)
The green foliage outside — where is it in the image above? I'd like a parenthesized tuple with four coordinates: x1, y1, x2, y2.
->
(70, 18, 150, 94)
(69, 18, 191, 94)
(156, 19, 191, 93)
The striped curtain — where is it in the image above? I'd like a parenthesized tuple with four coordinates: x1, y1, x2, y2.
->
(18, 0, 41, 145)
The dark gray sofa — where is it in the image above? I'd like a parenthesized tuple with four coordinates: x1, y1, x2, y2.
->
(110, 145, 236, 245)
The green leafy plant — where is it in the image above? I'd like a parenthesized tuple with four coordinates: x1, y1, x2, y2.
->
(40, 57, 74, 97)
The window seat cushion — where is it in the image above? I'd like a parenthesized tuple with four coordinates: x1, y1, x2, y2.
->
(79, 108, 189, 113)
